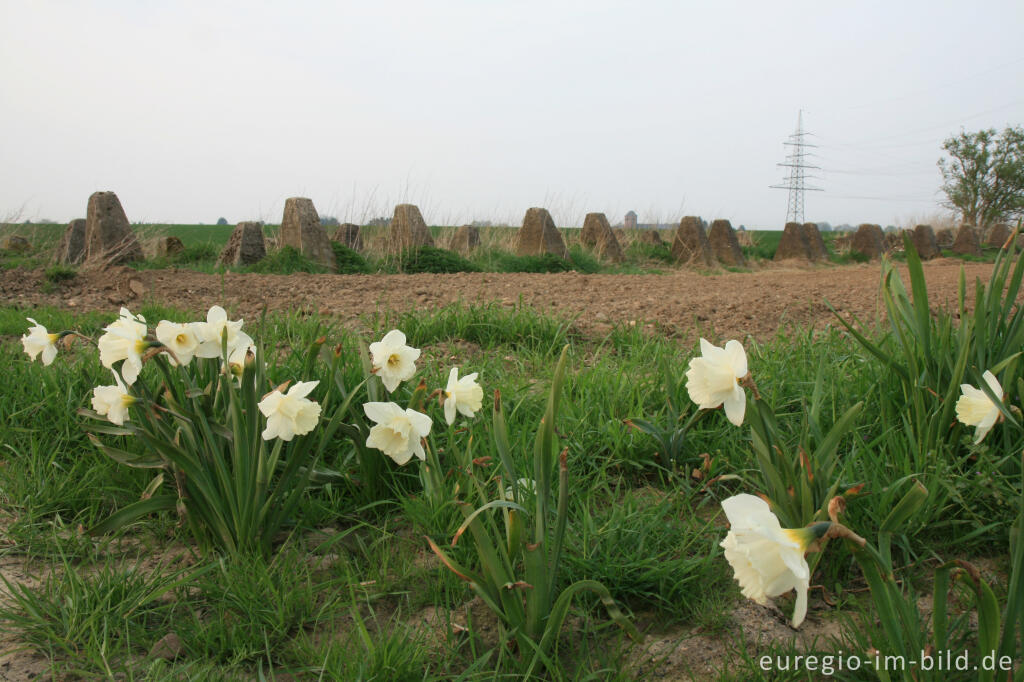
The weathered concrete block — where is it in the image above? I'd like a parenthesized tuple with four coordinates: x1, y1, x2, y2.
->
(332, 223, 363, 252)
(803, 222, 828, 261)
(54, 219, 87, 265)
(448, 224, 480, 254)
(708, 219, 745, 266)
(986, 223, 1011, 248)
(671, 216, 715, 266)
(952, 225, 981, 256)
(851, 224, 887, 260)
(280, 198, 336, 269)
(388, 204, 435, 252)
(217, 221, 267, 267)
(516, 208, 568, 259)
(580, 213, 624, 263)
(910, 224, 939, 260)
(774, 222, 812, 261)
(85, 191, 144, 265)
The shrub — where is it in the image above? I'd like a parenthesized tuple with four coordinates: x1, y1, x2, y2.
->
(44, 265, 76, 283)
(494, 252, 573, 273)
(567, 245, 601, 273)
(177, 242, 219, 264)
(330, 242, 370, 274)
(627, 241, 674, 264)
(246, 246, 327, 275)
(399, 246, 479, 274)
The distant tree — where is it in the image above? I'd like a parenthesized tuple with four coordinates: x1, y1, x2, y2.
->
(938, 126, 1024, 230)
(737, 224, 746, 231)
(216, 217, 228, 226)
(817, 221, 832, 232)
(367, 217, 390, 227)
(320, 215, 340, 227)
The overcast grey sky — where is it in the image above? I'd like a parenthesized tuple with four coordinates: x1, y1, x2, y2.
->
(2, 1, 1023, 228)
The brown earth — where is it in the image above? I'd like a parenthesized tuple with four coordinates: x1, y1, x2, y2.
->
(0, 258, 1002, 341)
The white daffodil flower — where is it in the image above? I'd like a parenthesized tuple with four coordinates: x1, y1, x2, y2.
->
(258, 380, 322, 441)
(719, 493, 828, 629)
(443, 367, 483, 425)
(97, 307, 149, 385)
(369, 330, 421, 393)
(363, 401, 432, 465)
(194, 305, 254, 361)
(685, 338, 749, 426)
(22, 318, 60, 366)
(155, 320, 200, 366)
(92, 373, 136, 426)
(955, 370, 1004, 444)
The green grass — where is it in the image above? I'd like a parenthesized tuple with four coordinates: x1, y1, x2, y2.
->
(0, 282, 1018, 679)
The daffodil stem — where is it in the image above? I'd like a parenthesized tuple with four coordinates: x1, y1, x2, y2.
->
(824, 522, 866, 547)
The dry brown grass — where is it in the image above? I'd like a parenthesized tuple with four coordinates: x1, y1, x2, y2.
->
(896, 210, 958, 232)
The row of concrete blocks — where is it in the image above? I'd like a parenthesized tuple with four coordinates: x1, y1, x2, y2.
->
(840, 222, 1015, 261)
(51, 192, 757, 270)
(56, 191, 1011, 271)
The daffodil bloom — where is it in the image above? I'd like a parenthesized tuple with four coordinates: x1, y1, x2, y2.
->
(155, 320, 200, 366)
(97, 307, 149, 385)
(91, 373, 135, 425)
(443, 367, 483, 425)
(955, 370, 1004, 444)
(21, 318, 60, 366)
(369, 330, 420, 393)
(719, 494, 829, 628)
(363, 401, 432, 465)
(258, 381, 322, 441)
(194, 305, 254, 361)
(685, 338, 748, 426)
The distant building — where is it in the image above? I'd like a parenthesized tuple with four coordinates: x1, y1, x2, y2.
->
(624, 210, 637, 230)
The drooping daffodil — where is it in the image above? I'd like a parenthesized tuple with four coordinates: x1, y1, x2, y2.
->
(21, 318, 60, 366)
(363, 401, 432, 465)
(155, 320, 201, 366)
(719, 493, 830, 628)
(97, 307, 149, 385)
(258, 380, 322, 441)
(91, 373, 136, 426)
(193, 305, 253, 361)
(443, 367, 483, 425)
(369, 330, 421, 393)
(685, 338, 749, 426)
(955, 370, 1004, 444)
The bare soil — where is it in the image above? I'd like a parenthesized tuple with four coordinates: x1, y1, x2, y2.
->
(0, 258, 1002, 341)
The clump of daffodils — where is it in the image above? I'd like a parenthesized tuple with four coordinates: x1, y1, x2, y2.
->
(23, 305, 321, 441)
(360, 331, 484, 471)
(686, 338, 751, 426)
(955, 370, 1004, 444)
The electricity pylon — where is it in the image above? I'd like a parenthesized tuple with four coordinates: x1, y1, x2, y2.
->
(770, 110, 822, 224)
